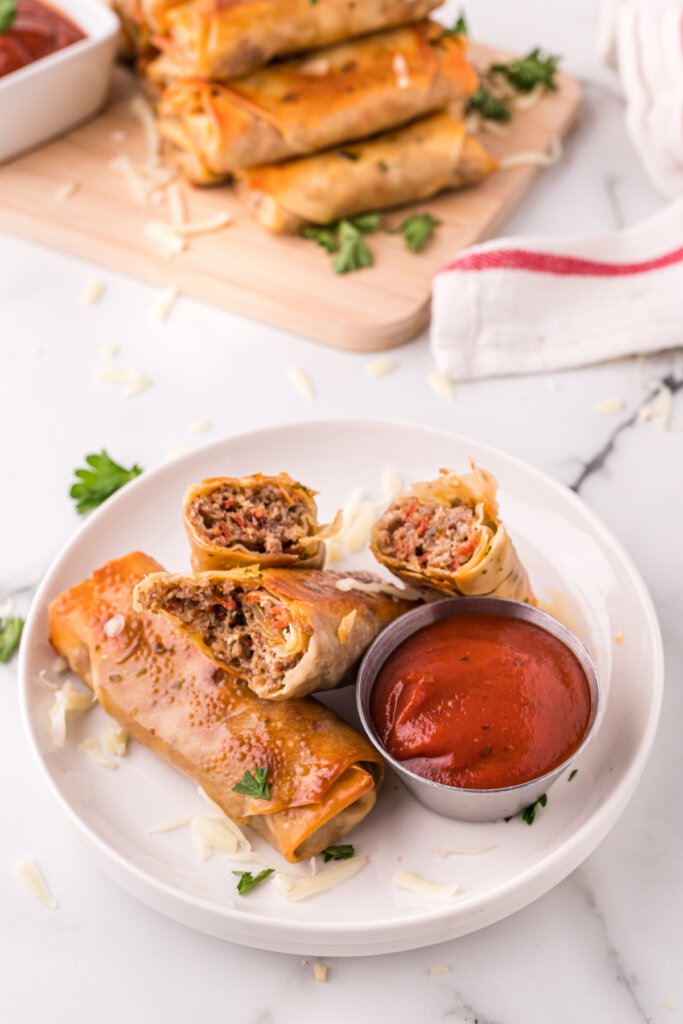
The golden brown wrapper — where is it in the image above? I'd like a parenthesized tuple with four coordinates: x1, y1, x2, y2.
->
(370, 462, 535, 603)
(48, 552, 384, 863)
(133, 567, 417, 699)
(183, 473, 338, 571)
(159, 0, 444, 81)
(240, 112, 499, 232)
(153, 24, 477, 182)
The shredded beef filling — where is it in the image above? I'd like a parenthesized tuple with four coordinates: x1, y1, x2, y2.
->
(375, 498, 478, 572)
(188, 482, 311, 554)
(150, 580, 304, 680)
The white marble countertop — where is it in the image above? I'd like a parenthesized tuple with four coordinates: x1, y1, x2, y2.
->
(2, 0, 682, 1020)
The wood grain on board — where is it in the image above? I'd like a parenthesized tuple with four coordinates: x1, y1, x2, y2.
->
(0, 45, 580, 351)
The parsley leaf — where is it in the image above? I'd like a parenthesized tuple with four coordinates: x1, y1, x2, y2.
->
(347, 212, 381, 233)
(397, 213, 441, 253)
(70, 451, 143, 514)
(568, 769, 578, 781)
(322, 844, 354, 862)
(232, 766, 271, 800)
(301, 225, 338, 253)
(0, 0, 18, 34)
(467, 85, 511, 122)
(0, 617, 24, 663)
(232, 868, 274, 894)
(443, 10, 468, 36)
(521, 793, 547, 825)
(333, 220, 374, 274)
(491, 48, 559, 93)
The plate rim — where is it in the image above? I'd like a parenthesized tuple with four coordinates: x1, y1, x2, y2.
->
(18, 418, 665, 946)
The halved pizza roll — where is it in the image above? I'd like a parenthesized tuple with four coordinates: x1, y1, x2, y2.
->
(133, 567, 418, 699)
(159, 0, 444, 80)
(240, 112, 498, 232)
(370, 462, 535, 602)
(49, 552, 384, 862)
(183, 473, 339, 571)
(154, 23, 477, 182)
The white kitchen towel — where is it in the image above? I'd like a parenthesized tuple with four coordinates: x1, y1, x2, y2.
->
(431, 199, 683, 381)
(598, 0, 683, 199)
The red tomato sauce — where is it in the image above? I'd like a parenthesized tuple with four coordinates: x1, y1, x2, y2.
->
(371, 612, 592, 790)
(0, 0, 85, 79)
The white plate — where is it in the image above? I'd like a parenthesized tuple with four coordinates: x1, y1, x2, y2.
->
(19, 420, 663, 956)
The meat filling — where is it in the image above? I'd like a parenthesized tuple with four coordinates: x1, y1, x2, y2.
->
(188, 482, 312, 554)
(145, 580, 307, 681)
(375, 499, 478, 572)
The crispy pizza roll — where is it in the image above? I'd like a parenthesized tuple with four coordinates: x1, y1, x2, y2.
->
(160, 0, 444, 81)
(370, 462, 535, 603)
(133, 567, 417, 699)
(183, 473, 339, 571)
(240, 112, 498, 232)
(49, 552, 384, 862)
(153, 23, 477, 182)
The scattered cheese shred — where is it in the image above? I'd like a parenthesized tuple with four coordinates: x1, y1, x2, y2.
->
(146, 212, 231, 247)
(52, 656, 68, 674)
(500, 137, 563, 170)
(393, 870, 459, 899)
(287, 365, 314, 400)
(167, 182, 186, 225)
(310, 856, 317, 876)
(81, 278, 104, 305)
(110, 154, 175, 204)
(481, 118, 510, 137)
(274, 856, 368, 902)
(148, 285, 178, 322)
(48, 681, 95, 747)
(366, 356, 398, 379)
(434, 845, 495, 857)
(54, 180, 79, 202)
(130, 95, 160, 166)
(189, 417, 211, 434)
(147, 815, 195, 834)
(100, 342, 119, 359)
(651, 384, 673, 431)
(335, 577, 419, 601)
(190, 816, 246, 859)
(428, 371, 455, 401)
(393, 52, 410, 88)
(96, 367, 150, 397)
(78, 737, 119, 770)
(14, 859, 58, 909)
(337, 610, 357, 645)
(638, 404, 653, 422)
(144, 222, 187, 257)
(594, 396, 624, 415)
(313, 964, 328, 982)
(102, 724, 128, 756)
(381, 467, 402, 499)
(342, 500, 376, 554)
(429, 966, 451, 977)
(512, 82, 546, 110)
(38, 670, 58, 690)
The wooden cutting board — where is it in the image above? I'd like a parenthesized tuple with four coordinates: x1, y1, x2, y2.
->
(0, 46, 580, 351)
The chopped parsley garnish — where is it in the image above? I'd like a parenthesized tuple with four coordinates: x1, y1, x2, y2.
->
(232, 868, 274, 894)
(396, 213, 441, 253)
(322, 844, 355, 862)
(0, 0, 17, 33)
(491, 48, 559, 93)
(0, 617, 24, 663)
(467, 85, 511, 122)
(301, 212, 380, 272)
(568, 769, 578, 781)
(70, 450, 142, 514)
(232, 766, 271, 800)
(521, 793, 547, 825)
(301, 225, 337, 253)
(443, 10, 468, 37)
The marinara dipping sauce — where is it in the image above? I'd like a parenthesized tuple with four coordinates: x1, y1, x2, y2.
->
(371, 612, 593, 790)
(0, 0, 85, 79)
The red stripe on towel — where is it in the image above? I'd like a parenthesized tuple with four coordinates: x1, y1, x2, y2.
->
(441, 245, 683, 277)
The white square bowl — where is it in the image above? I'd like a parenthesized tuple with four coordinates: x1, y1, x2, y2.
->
(0, 0, 120, 164)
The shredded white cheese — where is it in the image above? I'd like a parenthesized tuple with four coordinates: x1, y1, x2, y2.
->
(48, 681, 95, 747)
(434, 845, 495, 857)
(312, 964, 328, 982)
(309, 856, 317, 876)
(81, 278, 104, 305)
(190, 816, 246, 859)
(167, 182, 186, 225)
(428, 371, 455, 401)
(274, 856, 368, 901)
(145, 222, 187, 257)
(104, 614, 125, 638)
(512, 82, 546, 110)
(638, 404, 653, 422)
(335, 577, 419, 601)
(500, 136, 563, 170)
(287, 365, 314, 401)
(651, 384, 673, 431)
(96, 367, 150, 397)
(393, 870, 459, 898)
(366, 356, 398, 379)
(342, 500, 376, 554)
(102, 724, 128, 757)
(147, 815, 196, 834)
(110, 155, 175, 204)
(594, 396, 624, 415)
(481, 118, 510, 137)
(146, 212, 231, 241)
(100, 342, 119, 359)
(300, 57, 329, 76)
(78, 737, 119, 770)
(381, 467, 402, 499)
(130, 95, 160, 166)
(429, 965, 450, 977)
(14, 860, 58, 909)
(38, 670, 58, 690)
(337, 610, 357, 645)
(188, 417, 211, 434)
(393, 52, 410, 89)
(54, 180, 79, 202)
(148, 285, 179, 323)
